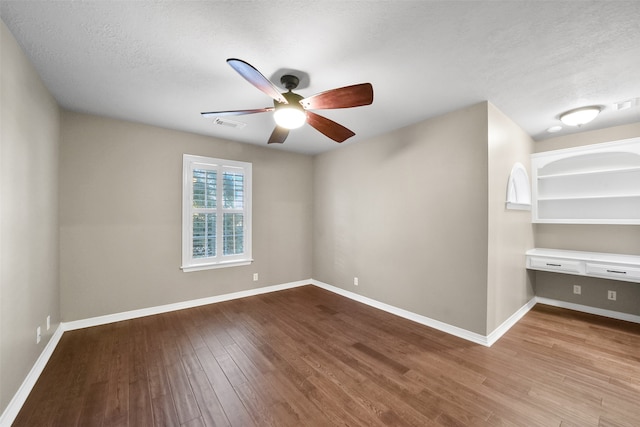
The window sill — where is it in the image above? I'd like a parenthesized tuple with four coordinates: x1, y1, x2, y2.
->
(181, 259, 253, 273)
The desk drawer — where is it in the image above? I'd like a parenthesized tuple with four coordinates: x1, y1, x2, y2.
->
(529, 257, 582, 274)
(585, 263, 640, 282)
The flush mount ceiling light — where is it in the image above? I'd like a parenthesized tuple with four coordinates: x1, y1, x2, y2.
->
(559, 106, 602, 126)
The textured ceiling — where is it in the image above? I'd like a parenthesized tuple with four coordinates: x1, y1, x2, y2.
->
(2, 1, 639, 155)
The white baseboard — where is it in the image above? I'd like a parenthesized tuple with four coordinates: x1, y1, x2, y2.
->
(62, 279, 310, 331)
(0, 280, 309, 427)
(311, 280, 498, 346)
(535, 297, 640, 324)
(7, 280, 634, 427)
(0, 324, 64, 427)
(486, 297, 537, 346)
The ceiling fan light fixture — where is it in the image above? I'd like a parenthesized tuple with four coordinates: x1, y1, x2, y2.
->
(203, 59, 373, 144)
(559, 106, 601, 126)
(274, 106, 306, 129)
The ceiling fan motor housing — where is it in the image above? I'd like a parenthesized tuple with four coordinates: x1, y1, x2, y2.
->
(278, 90, 304, 106)
(280, 74, 300, 91)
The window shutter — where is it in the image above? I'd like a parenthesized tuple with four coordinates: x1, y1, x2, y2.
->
(182, 155, 252, 272)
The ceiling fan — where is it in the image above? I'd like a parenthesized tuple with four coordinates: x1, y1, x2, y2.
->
(201, 58, 374, 144)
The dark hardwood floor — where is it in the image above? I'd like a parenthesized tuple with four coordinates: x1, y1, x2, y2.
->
(13, 285, 640, 426)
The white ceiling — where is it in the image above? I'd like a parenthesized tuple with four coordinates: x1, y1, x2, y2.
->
(2, 1, 639, 155)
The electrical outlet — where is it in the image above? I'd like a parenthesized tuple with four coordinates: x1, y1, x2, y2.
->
(608, 290, 617, 301)
(253, 273, 259, 281)
(46, 315, 51, 330)
(354, 277, 359, 286)
(36, 326, 42, 344)
(573, 285, 581, 295)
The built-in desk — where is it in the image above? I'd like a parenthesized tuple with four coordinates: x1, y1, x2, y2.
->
(526, 248, 640, 284)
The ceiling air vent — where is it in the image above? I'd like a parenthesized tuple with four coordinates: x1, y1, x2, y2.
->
(212, 117, 246, 129)
(613, 98, 639, 111)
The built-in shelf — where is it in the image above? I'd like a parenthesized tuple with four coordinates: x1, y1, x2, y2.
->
(537, 165, 640, 179)
(506, 162, 531, 210)
(526, 248, 640, 283)
(537, 194, 640, 201)
(531, 137, 640, 224)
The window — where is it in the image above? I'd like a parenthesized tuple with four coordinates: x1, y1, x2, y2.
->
(182, 154, 252, 272)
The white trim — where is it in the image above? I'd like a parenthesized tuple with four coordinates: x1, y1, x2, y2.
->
(0, 324, 64, 427)
(63, 280, 310, 331)
(506, 202, 531, 211)
(531, 136, 640, 159)
(180, 259, 253, 273)
(311, 280, 493, 346)
(7, 279, 636, 427)
(535, 296, 640, 324)
(182, 154, 253, 272)
(486, 297, 537, 346)
(1, 281, 310, 426)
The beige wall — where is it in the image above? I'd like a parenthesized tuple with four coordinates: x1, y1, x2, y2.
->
(486, 104, 535, 333)
(2, 11, 636, 419)
(0, 21, 60, 414)
(313, 103, 490, 334)
(59, 112, 313, 321)
(532, 123, 640, 315)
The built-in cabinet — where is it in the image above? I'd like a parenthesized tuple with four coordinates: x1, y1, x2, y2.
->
(526, 248, 640, 284)
(531, 137, 640, 224)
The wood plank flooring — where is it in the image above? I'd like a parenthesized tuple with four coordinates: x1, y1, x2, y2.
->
(13, 285, 640, 426)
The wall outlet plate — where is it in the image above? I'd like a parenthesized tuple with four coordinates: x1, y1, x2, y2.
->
(608, 290, 617, 301)
(573, 285, 581, 295)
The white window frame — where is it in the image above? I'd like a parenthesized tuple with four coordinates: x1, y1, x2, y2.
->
(181, 154, 252, 272)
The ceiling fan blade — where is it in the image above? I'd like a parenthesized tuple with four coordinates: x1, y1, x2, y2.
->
(267, 126, 289, 144)
(227, 58, 287, 104)
(300, 83, 373, 110)
(306, 111, 355, 143)
(201, 107, 274, 118)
